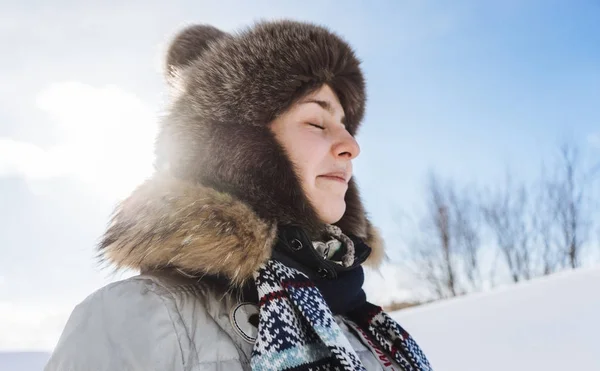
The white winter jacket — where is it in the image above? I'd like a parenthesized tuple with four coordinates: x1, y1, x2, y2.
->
(46, 271, 392, 370)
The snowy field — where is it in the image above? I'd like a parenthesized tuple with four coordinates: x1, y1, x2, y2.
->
(0, 352, 49, 371)
(393, 266, 600, 371)
(1, 266, 598, 370)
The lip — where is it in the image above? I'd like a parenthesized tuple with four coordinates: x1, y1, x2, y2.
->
(318, 172, 350, 184)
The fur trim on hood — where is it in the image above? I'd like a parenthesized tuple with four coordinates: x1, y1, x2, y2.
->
(100, 174, 384, 287)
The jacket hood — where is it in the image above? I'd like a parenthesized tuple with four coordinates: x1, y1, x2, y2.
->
(99, 173, 385, 287)
(99, 19, 386, 286)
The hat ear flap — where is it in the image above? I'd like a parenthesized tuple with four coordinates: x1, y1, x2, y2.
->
(164, 24, 229, 85)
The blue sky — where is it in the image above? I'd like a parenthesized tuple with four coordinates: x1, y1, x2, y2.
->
(0, 0, 598, 350)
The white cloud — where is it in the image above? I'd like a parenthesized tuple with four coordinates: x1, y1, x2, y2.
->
(0, 82, 157, 199)
(0, 139, 65, 180)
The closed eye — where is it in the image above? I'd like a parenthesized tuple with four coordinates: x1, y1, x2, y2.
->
(308, 122, 325, 130)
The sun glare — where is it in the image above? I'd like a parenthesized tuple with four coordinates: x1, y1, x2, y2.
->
(11, 82, 159, 199)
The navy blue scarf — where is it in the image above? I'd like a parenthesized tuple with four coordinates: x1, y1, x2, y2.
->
(243, 226, 433, 370)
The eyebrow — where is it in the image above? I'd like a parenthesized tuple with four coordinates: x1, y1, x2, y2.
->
(301, 99, 346, 125)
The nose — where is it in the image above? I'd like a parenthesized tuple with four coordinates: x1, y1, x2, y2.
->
(332, 128, 360, 160)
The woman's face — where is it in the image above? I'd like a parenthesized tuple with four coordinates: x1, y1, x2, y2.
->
(270, 85, 360, 224)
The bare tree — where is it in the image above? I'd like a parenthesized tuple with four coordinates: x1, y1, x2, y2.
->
(409, 173, 459, 299)
(448, 187, 483, 291)
(531, 164, 562, 275)
(481, 172, 534, 283)
(399, 141, 599, 303)
(406, 172, 484, 300)
(546, 143, 594, 269)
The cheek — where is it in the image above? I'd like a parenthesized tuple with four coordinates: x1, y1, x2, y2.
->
(295, 155, 319, 193)
(290, 143, 326, 188)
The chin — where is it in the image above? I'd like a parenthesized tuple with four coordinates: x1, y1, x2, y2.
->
(318, 201, 346, 225)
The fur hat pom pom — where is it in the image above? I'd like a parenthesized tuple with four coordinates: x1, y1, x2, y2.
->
(165, 24, 229, 85)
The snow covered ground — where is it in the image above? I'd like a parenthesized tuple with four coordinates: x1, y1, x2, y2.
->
(392, 265, 600, 371)
(0, 352, 49, 371)
(1, 266, 598, 370)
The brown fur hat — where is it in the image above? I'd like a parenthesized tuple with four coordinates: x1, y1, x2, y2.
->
(99, 20, 385, 284)
(156, 20, 369, 238)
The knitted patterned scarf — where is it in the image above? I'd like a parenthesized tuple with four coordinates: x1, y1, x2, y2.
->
(251, 259, 432, 371)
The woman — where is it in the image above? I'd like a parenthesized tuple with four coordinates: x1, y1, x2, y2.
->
(46, 20, 432, 371)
